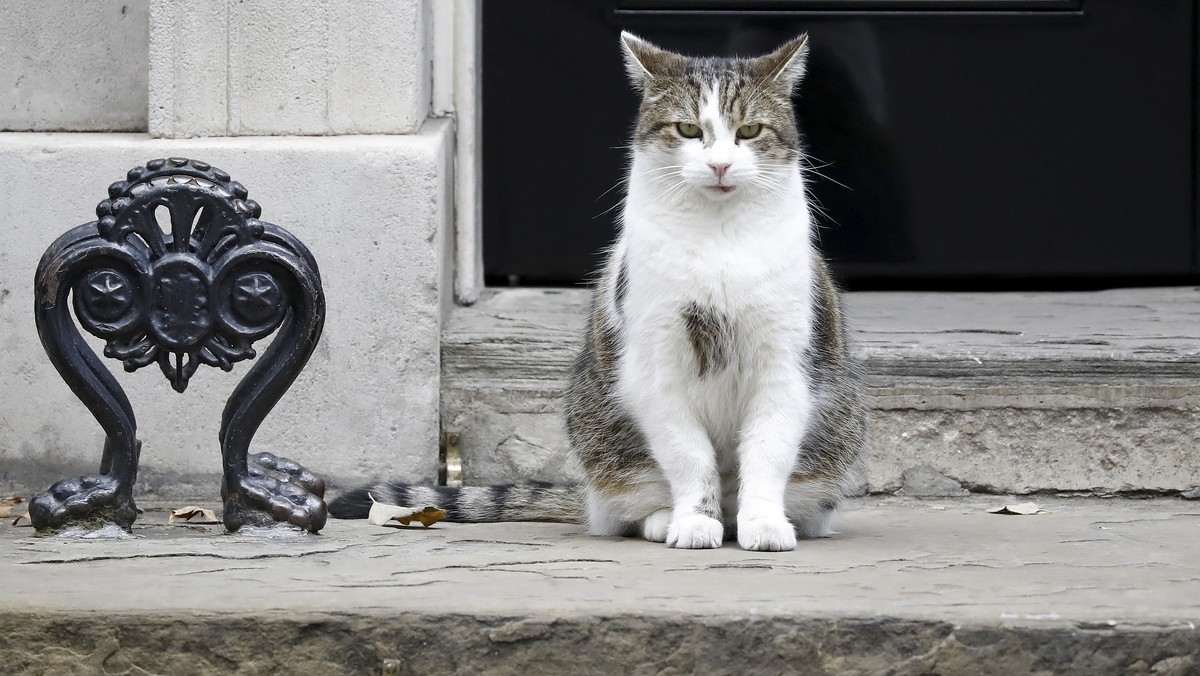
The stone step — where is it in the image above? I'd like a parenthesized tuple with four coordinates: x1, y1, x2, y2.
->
(441, 287, 1200, 495)
(4, 499, 1198, 675)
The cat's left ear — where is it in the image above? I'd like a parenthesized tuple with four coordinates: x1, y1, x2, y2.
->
(756, 34, 810, 92)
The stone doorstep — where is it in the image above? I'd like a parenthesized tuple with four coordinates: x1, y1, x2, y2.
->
(3, 498, 1198, 675)
(441, 287, 1200, 495)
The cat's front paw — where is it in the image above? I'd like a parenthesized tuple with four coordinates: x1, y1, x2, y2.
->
(667, 513, 724, 549)
(737, 514, 797, 552)
(640, 508, 672, 543)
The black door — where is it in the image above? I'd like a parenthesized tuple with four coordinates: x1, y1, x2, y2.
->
(483, 0, 1198, 289)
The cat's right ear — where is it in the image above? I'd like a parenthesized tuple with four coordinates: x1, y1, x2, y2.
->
(620, 32, 681, 91)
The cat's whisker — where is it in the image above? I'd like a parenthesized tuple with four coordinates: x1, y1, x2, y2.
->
(799, 156, 853, 192)
(661, 179, 693, 204)
(655, 178, 689, 201)
(803, 187, 839, 229)
(800, 167, 853, 192)
(647, 171, 685, 183)
(800, 157, 837, 172)
(595, 176, 630, 203)
(755, 166, 802, 182)
(594, 195, 628, 220)
(749, 171, 795, 196)
(756, 184, 788, 199)
(750, 172, 785, 187)
(642, 166, 688, 182)
(653, 175, 684, 197)
(753, 168, 792, 181)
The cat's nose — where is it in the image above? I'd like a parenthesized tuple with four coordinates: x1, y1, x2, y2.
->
(708, 163, 731, 179)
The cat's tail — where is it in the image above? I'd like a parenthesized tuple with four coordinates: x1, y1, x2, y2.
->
(327, 482, 584, 523)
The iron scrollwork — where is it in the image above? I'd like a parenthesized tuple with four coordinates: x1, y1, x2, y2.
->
(31, 158, 328, 533)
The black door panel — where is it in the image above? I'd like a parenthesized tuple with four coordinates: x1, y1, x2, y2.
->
(482, 0, 1197, 287)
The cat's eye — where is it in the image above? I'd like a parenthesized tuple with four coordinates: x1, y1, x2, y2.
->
(676, 122, 702, 139)
(736, 123, 762, 139)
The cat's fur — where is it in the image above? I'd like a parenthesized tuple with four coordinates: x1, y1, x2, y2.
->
(330, 33, 867, 552)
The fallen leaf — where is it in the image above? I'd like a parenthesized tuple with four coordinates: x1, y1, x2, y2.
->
(169, 506, 221, 524)
(367, 494, 446, 528)
(0, 496, 23, 519)
(401, 507, 447, 527)
(11, 513, 31, 527)
(987, 502, 1045, 515)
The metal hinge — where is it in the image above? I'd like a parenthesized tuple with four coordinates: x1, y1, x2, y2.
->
(438, 430, 463, 487)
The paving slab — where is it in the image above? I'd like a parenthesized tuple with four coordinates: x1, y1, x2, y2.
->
(3, 497, 1198, 675)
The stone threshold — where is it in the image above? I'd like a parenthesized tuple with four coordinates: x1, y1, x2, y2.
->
(3, 498, 1198, 675)
(441, 287, 1200, 495)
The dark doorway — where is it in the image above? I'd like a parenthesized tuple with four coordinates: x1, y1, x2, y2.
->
(482, 1, 1198, 289)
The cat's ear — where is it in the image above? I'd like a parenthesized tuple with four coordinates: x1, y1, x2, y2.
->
(756, 34, 810, 92)
(620, 32, 683, 90)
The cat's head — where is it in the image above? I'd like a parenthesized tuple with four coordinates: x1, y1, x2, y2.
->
(621, 32, 809, 202)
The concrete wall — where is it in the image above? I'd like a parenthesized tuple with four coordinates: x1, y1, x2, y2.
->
(0, 2, 149, 131)
(149, 0, 430, 137)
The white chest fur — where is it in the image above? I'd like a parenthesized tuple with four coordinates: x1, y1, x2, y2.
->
(612, 155, 816, 440)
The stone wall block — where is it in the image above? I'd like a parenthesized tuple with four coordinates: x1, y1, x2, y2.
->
(149, 0, 430, 137)
(1, 2, 149, 132)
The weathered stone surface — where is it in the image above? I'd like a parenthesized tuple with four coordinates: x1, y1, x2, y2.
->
(2, 612, 1198, 676)
(441, 288, 1200, 494)
(2, 498, 1198, 674)
(440, 289, 586, 484)
(870, 407, 1200, 494)
(896, 465, 968, 497)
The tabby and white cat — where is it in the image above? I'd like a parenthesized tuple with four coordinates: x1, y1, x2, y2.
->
(330, 33, 867, 552)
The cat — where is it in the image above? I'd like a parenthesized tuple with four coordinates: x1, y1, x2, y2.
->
(329, 32, 867, 552)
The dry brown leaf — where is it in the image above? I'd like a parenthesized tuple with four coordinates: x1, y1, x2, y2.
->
(11, 513, 31, 527)
(399, 507, 447, 528)
(169, 506, 221, 524)
(0, 496, 23, 519)
(367, 494, 446, 528)
(987, 502, 1045, 515)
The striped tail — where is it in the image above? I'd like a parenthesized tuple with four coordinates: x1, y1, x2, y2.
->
(327, 482, 584, 523)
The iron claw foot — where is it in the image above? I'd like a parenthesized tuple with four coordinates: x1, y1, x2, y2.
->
(222, 452, 328, 533)
(29, 473, 137, 532)
(248, 451, 326, 499)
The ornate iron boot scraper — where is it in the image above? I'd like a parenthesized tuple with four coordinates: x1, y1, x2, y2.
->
(31, 158, 328, 533)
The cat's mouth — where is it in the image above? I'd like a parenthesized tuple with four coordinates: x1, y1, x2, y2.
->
(707, 185, 736, 194)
